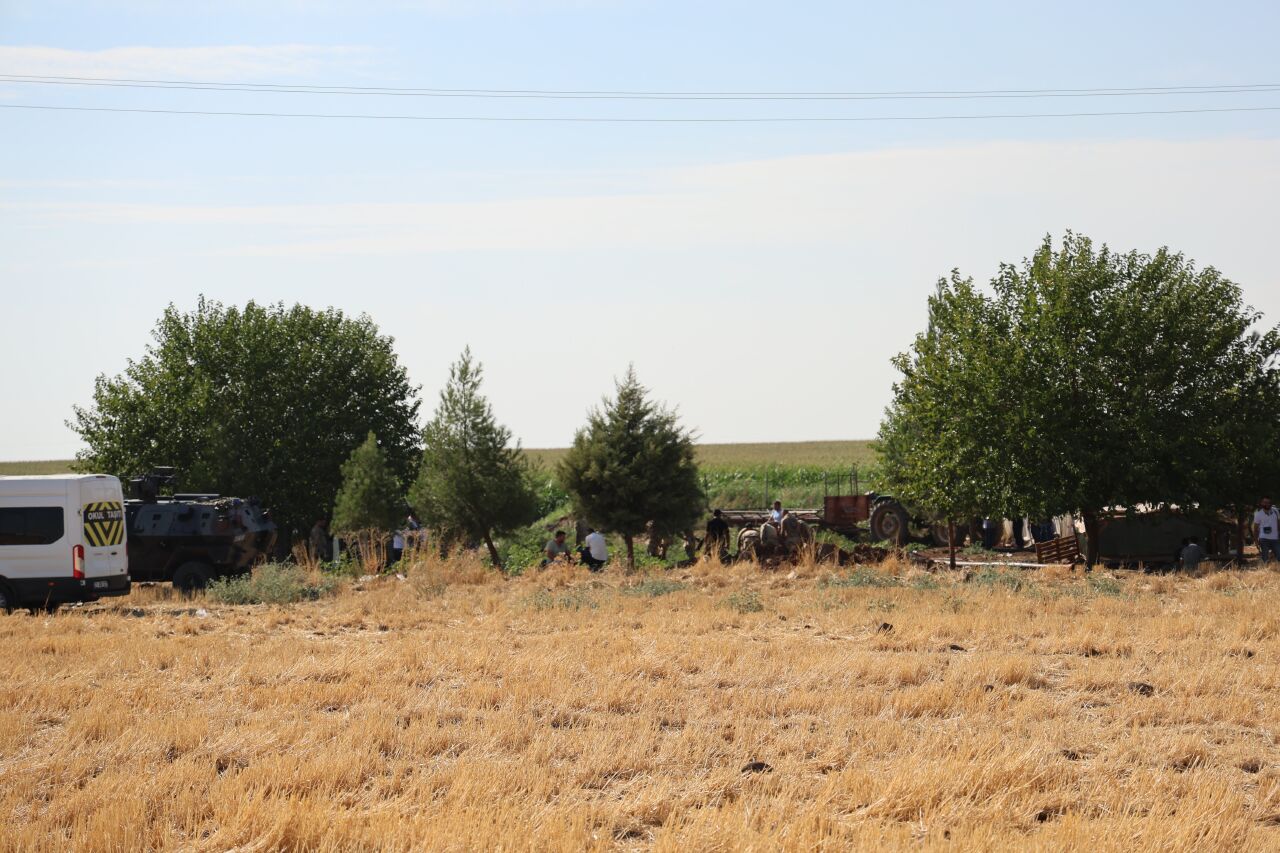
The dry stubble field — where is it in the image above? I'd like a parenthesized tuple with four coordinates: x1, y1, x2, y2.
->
(3, 555, 1280, 851)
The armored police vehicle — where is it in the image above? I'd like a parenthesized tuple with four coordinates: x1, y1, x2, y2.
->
(125, 469, 277, 591)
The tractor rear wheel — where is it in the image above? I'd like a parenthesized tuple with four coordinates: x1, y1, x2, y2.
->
(869, 500, 911, 546)
(930, 523, 964, 547)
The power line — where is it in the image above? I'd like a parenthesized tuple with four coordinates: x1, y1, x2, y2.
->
(4, 102, 1280, 122)
(2, 73, 1280, 101)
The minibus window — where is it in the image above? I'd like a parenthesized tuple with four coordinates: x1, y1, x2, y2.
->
(0, 507, 66, 546)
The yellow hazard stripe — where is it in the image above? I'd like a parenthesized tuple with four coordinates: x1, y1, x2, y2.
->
(83, 502, 124, 547)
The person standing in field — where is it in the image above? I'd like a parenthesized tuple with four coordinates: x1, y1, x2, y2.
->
(309, 517, 332, 563)
(1011, 517, 1027, 550)
(705, 509, 730, 562)
(390, 528, 405, 567)
(1254, 498, 1280, 563)
(769, 501, 784, 524)
(981, 518, 999, 550)
(581, 528, 608, 571)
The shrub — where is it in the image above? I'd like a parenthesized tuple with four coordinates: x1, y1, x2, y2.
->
(501, 525, 555, 574)
(722, 588, 764, 614)
(206, 564, 337, 605)
(1088, 574, 1123, 597)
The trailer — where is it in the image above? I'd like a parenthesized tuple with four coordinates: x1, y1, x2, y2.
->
(718, 493, 912, 545)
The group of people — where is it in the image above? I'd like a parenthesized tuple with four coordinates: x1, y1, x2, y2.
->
(309, 495, 1280, 573)
(541, 527, 610, 570)
(1178, 497, 1280, 569)
(308, 513, 423, 567)
(541, 502, 807, 570)
(978, 517, 1057, 551)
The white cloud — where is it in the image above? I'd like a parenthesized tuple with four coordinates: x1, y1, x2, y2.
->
(0, 44, 371, 81)
(5, 134, 1280, 454)
(14, 137, 1278, 273)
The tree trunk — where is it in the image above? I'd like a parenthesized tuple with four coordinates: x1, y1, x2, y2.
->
(624, 534, 635, 572)
(482, 530, 502, 569)
(948, 519, 957, 573)
(1236, 511, 1247, 566)
(1082, 510, 1100, 571)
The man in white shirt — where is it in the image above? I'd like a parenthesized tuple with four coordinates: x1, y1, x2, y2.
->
(1254, 497, 1280, 563)
(769, 501, 784, 524)
(581, 528, 608, 571)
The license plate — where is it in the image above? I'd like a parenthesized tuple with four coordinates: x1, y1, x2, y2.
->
(94, 581, 108, 589)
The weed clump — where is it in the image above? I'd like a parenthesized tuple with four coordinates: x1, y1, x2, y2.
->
(722, 588, 764, 613)
(1088, 574, 1123, 597)
(622, 578, 686, 598)
(968, 566, 1026, 592)
(822, 568, 902, 589)
(206, 564, 337, 605)
(525, 588, 599, 611)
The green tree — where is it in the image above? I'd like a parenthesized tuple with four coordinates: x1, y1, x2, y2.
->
(409, 349, 540, 568)
(998, 234, 1274, 564)
(332, 432, 404, 535)
(1197, 330, 1280, 554)
(877, 273, 1014, 569)
(558, 368, 704, 569)
(880, 233, 1279, 567)
(70, 298, 421, 539)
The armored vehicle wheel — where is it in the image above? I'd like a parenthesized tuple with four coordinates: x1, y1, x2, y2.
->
(869, 500, 910, 546)
(172, 562, 213, 594)
(0, 583, 13, 614)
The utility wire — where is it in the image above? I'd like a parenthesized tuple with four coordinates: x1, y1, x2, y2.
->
(4, 102, 1280, 122)
(2, 73, 1279, 101)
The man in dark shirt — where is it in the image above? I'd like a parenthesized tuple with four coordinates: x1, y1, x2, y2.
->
(705, 509, 730, 563)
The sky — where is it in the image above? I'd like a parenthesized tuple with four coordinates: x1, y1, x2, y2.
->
(2, 0, 1279, 460)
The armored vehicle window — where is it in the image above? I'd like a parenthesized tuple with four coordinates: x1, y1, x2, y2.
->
(0, 507, 65, 546)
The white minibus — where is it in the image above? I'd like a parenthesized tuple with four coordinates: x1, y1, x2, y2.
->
(0, 474, 131, 612)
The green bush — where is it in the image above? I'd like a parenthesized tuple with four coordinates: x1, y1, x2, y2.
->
(206, 564, 337, 605)
(501, 525, 554, 574)
(722, 588, 764, 614)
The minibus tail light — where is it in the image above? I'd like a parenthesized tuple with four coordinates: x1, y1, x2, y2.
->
(72, 544, 85, 579)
